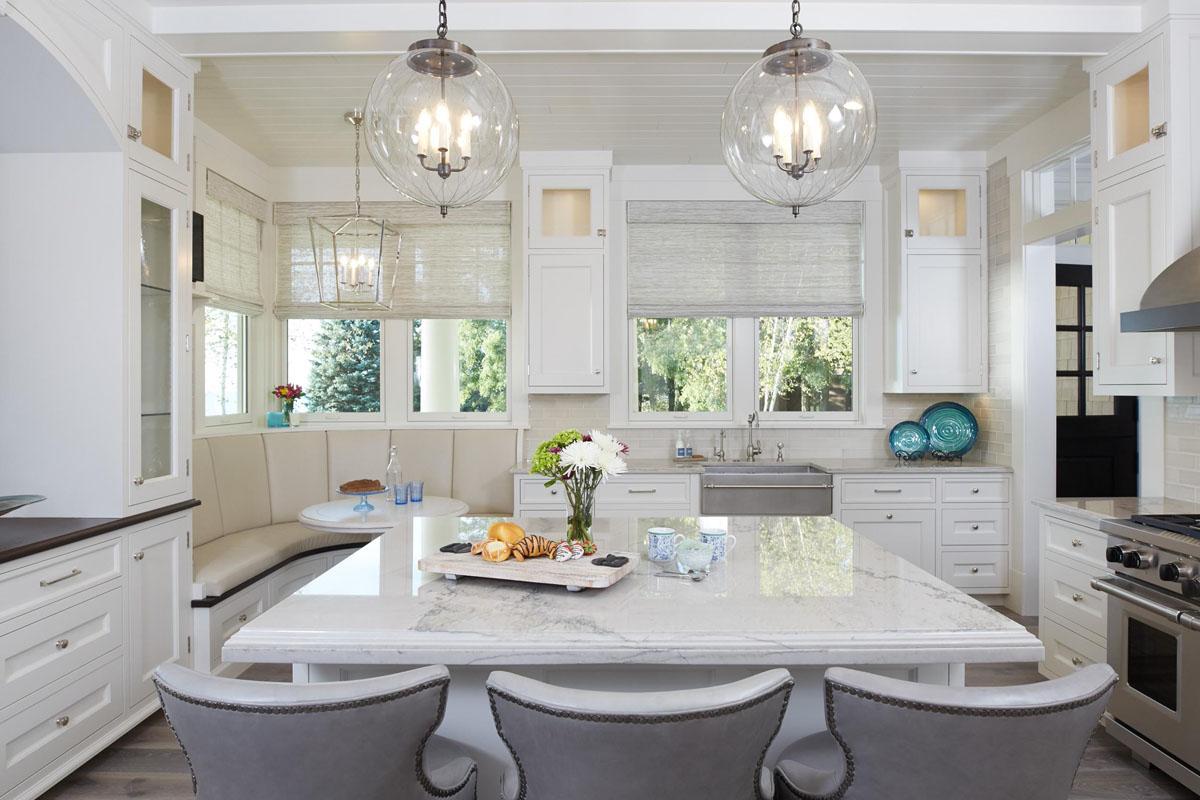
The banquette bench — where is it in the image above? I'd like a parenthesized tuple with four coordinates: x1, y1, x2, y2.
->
(190, 428, 518, 675)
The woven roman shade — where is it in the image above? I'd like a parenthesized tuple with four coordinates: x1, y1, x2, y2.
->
(626, 200, 864, 318)
(274, 201, 511, 320)
(203, 171, 267, 315)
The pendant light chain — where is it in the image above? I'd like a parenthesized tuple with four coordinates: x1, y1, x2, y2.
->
(353, 117, 363, 218)
(437, 0, 449, 38)
(790, 0, 803, 37)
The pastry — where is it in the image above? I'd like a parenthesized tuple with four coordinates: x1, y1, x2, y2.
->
(488, 521, 526, 545)
(512, 534, 557, 561)
(480, 540, 512, 562)
(470, 540, 489, 556)
(339, 478, 384, 493)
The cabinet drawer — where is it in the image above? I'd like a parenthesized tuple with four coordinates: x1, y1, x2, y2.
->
(597, 476, 691, 508)
(941, 477, 1010, 503)
(941, 508, 1009, 546)
(1042, 557, 1107, 638)
(839, 478, 936, 505)
(0, 537, 122, 625)
(1042, 514, 1107, 570)
(0, 588, 123, 712)
(939, 550, 1009, 590)
(211, 584, 268, 670)
(518, 478, 567, 506)
(1041, 615, 1106, 678)
(0, 655, 124, 796)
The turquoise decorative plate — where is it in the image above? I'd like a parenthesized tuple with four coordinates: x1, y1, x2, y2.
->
(919, 402, 979, 456)
(888, 422, 930, 459)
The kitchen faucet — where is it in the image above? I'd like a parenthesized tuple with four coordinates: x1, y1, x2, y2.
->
(746, 413, 763, 462)
(713, 430, 726, 462)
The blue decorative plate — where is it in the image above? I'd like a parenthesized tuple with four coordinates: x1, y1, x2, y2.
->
(888, 422, 930, 459)
(919, 402, 979, 456)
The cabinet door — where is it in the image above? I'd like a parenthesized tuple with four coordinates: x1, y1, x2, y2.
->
(128, 171, 191, 506)
(839, 508, 936, 573)
(904, 175, 981, 250)
(906, 253, 984, 390)
(127, 517, 189, 706)
(1094, 35, 1166, 185)
(1093, 167, 1168, 389)
(528, 174, 606, 249)
(527, 253, 605, 390)
(127, 38, 191, 186)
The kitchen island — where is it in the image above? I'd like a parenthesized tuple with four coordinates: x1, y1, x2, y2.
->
(226, 515, 1041, 785)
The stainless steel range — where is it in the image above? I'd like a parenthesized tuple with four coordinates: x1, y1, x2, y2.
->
(1095, 514, 1200, 794)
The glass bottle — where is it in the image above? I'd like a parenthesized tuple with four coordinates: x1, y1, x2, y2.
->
(385, 446, 404, 505)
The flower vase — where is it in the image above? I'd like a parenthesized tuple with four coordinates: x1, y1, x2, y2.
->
(283, 401, 297, 428)
(566, 498, 594, 546)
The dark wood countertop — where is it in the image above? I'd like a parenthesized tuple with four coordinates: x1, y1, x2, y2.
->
(0, 499, 200, 565)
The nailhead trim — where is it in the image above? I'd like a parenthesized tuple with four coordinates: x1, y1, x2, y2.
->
(155, 676, 476, 799)
(487, 679, 793, 800)
(774, 676, 1118, 800)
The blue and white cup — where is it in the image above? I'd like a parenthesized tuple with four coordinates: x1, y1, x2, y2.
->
(410, 480, 424, 502)
(647, 527, 684, 562)
(699, 529, 737, 561)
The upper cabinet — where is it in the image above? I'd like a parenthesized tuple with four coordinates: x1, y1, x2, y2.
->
(1094, 35, 1166, 185)
(128, 38, 192, 187)
(527, 173, 607, 250)
(904, 174, 982, 251)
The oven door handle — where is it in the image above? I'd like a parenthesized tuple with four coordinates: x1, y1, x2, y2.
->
(1091, 575, 1195, 627)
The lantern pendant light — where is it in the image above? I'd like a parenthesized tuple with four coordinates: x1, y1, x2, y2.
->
(308, 110, 400, 311)
(363, 0, 519, 217)
(721, 1, 877, 215)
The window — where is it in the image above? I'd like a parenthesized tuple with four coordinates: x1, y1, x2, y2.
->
(412, 319, 508, 416)
(286, 319, 381, 414)
(634, 318, 729, 414)
(1034, 144, 1092, 219)
(758, 317, 854, 415)
(203, 307, 247, 420)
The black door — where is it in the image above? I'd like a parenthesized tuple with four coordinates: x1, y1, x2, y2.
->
(1056, 263, 1138, 496)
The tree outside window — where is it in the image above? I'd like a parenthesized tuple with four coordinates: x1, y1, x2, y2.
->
(412, 319, 508, 414)
(286, 319, 381, 413)
(758, 317, 853, 413)
(204, 307, 245, 417)
(635, 318, 728, 413)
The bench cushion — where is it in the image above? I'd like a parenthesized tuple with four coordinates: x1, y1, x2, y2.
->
(263, 430, 329, 524)
(452, 429, 517, 514)
(326, 430, 391, 498)
(207, 434, 272, 536)
(390, 430, 454, 497)
(191, 439, 224, 548)
(192, 522, 371, 598)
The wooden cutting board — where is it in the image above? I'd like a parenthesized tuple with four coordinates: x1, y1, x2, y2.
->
(417, 550, 639, 591)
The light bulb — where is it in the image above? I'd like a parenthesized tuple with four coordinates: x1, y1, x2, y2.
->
(416, 109, 431, 155)
(802, 102, 822, 159)
(772, 106, 791, 162)
(459, 110, 473, 158)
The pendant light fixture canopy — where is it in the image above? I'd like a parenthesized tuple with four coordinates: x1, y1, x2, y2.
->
(363, 0, 519, 217)
(721, 1, 876, 215)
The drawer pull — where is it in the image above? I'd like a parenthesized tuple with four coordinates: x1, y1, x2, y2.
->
(627, 489, 658, 494)
(1071, 656, 1084, 666)
(1071, 538, 1083, 547)
(971, 487, 980, 494)
(550, 489, 558, 495)
(885, 513, 893, 520)
(873, 488, 903, 494)
(40, 569, 82, 587)
(133, 552, 145, 561)
(56, 639, 69, 650)
(56, 715, 70, 727)
(238, 614, 248, 623)
(970, 567, 980, 574)
(1072, 592, 1084, 602)
(971, 524, 980, 531)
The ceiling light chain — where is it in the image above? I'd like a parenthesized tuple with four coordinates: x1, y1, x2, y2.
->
(437, 0, 448, 40)
(790, 0, 803, 38)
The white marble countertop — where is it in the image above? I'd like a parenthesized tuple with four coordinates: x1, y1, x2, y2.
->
(226, 515, 1041, 668)
(1032, 496, 1200, 524)
(511, 457, 1011, 476)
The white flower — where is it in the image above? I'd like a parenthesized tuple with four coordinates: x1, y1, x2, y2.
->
(559, 440, 603, 472)
(588, 430, 625, 455)
(595, 449, 628, 478)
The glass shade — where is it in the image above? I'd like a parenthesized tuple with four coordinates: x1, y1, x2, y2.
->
(364, 40, 519, 216)
(721, 39, 876, 212)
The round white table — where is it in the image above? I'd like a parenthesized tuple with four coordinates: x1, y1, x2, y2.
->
(298, 495, 469, 534)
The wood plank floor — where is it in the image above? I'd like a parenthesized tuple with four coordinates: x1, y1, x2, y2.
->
(41, 618, 1198, 799)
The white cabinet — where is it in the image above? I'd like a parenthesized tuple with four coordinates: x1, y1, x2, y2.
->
(839, 508, 936, 573)
(513, 472, 699, 517)
(127, 37, 192, 187)
(527, 253, 605, 390)
(127, 517, 188, 707)
(1094, 35, 1166, 185)
(527, 173, 606, 250)
(905, 254, 985, 390)
(1037, 507, 1110, 679)
(903, 174, 982, 250)
(127, 170, 191, 507)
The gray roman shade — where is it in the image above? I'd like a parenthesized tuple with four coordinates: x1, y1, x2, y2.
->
(203, 171, 267, 315)
(626, 200, 864, 318)
(274, 201, 511, 320)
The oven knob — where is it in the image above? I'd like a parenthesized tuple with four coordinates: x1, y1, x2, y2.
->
(1160, 561, 1197, 582)
(1122, 550, 1158, 570)
(1105, 545, 1130, 564)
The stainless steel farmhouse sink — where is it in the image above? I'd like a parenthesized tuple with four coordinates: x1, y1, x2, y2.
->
(699, 463, 833, 516)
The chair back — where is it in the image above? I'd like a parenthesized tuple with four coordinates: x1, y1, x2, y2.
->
(154, 663, 475, 800)
(487, 669, 793, 800)
(783, 664, 1116, 800)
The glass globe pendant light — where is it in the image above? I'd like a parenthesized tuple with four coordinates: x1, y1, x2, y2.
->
(721, 1, 877, 215)
(363, 0, 519, 217)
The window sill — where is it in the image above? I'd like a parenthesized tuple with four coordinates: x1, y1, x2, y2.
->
(195, 420, 530, 438)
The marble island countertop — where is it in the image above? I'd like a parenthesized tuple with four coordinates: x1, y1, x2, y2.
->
(225, 515, 1041, 668)
(511, 457, 1012, 475)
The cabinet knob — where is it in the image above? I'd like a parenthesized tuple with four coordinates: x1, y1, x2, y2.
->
(550, 489, 558, 495)
(133, 552, 144, 561)
(904, 229, 914, 238)
(971, 487, 980, 494)
(910, 369, 918, 374)
(1071, 538, 1083, 547)
(1072, 592, 1084, 602)
(127, 124, 142, 142)
(132, 477, 145, 486)
(1151, 122, 1167, 139)
(56, 716, 70, 728)
(1149, 356, 1162, 365)
(593, 369, 601, 374)
(56, 639, 69, 650)
(596, 228, 607, 237)
(1071, 656, 1084, 666)
(970, 567, 980, 574)
(971, 524, 980, 531)
(238, 614, 248, 623)
(885, 513, 893, 520)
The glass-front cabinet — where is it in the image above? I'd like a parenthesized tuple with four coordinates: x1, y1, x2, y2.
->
(903, 174, 982, 250)
(1094, 35, 1165, 185)
(527, 174, 606, 250)
(129, 170, 190, 506)
(128, 38, 192, 186)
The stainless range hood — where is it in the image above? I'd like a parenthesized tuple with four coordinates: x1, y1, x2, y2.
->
(1121, 245, 1200, 332)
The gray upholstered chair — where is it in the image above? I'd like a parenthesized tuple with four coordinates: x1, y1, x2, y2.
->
(774, 664, 1118, 800)
(154, 663, 476, 800)
(487, 669, 793, 800)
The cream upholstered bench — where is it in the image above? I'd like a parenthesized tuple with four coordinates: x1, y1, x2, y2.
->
(191, 428, 518, 675)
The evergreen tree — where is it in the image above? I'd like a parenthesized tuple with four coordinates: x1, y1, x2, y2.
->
(305, 320, 381, 412)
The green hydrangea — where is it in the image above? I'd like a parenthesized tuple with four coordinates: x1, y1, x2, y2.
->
(531, 429, 583, 478)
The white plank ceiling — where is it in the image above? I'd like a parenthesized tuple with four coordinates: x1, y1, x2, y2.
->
(195, 51, 1088, 166)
